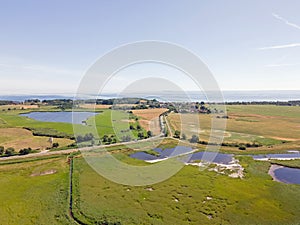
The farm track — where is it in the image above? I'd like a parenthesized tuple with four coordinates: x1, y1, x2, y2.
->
(0, 135, 165, 161)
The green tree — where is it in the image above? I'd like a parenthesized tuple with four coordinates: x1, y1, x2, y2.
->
(147, 130, 153, 138)
(102, 135, 108, 143)
(190, 135, 199, 143)
(174, 130, 180, 139)
(136, 125, 141, 130)
(0, 146, 4, 155)
(138, 132, 144, 139)
(181, 133, 186, 140)
(19, 147, 32, 155)
(52, 143, 59, 148)
(5, 147, 15, 156)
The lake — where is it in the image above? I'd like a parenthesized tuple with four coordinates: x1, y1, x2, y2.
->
(20, 111, 98, 124)
(269, 165, 300, 184)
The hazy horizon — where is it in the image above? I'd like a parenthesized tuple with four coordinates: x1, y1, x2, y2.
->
(1, 1, 300, 94)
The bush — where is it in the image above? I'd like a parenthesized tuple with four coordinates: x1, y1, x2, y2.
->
(76, 133, 94, 143)
(147, 130, 153, 138)
(138, 132, 144, 139)
(190, 135, 199, 143)
(52, 143, 59, 148)
(174, 130, 180, 139)
(122, 135, 131, 142)
(238, 146, 246, 150)
(5, 147, 15, 156)
(0, 146, 4, 155)
(19, 147, 32, 155)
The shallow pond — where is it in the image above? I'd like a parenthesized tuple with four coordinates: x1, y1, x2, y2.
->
(269, 165, 300, 184)
(20, 111, 98, 124)
(130, 146, 234, 164)
(253, 153, 300, 160)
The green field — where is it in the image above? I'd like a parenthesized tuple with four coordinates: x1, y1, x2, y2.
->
(0, 107, 146, 151)
(0, 104, 300, 224)
(71, 154, 300, 225)
(0, 155, 74, 225)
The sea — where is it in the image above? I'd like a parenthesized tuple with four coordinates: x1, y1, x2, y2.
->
(1, 90, 300, 102)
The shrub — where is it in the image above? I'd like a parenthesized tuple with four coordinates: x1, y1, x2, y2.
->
(190, 135, 199, 143)
(19, 147, 32, 155)
(5, 147, 15, 156)
(174, 130, 180, 139)
(147, 130, 153, 138)
(52, 143, 59, 148)
(0, 146, 4, 155)
(238, 146, 246, 150)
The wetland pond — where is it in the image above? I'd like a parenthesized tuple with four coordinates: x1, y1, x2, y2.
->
(269, 165, 300, 184)
(130, 146, 234, 164)
(20, 111, 98, 124)
(131, 148, 300, 184)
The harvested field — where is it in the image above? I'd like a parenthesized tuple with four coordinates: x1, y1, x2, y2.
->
(132, 108, 168, 135)
(0, 128, 73, 151)
(0, 104, 39, 110)
(79, 104, 112, 109)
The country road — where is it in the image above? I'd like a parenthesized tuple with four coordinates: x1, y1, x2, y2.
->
(0, 134, 165, 161)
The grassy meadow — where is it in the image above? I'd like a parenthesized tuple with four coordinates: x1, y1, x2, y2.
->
(71, 154, 300, 225)
(0, 104, 299, 224)
(0, 155, 74, 225)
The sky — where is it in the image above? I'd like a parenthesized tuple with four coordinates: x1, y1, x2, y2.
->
(0, 0, 300, 95)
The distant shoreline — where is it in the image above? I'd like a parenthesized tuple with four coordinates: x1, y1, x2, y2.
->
(0, 90, 300, 104)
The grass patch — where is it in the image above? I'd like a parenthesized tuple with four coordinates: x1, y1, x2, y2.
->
(72, 154, 300, 225)
(0, 155, 74, 224)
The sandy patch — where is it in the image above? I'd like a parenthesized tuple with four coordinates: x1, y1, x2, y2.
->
(31, 169, 57, 177)
(268, 165, 283, 182)
(271, 136, 300, 141)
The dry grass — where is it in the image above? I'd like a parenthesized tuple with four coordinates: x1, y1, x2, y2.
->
(79, 104, 112, 109)
(0, 104, 39, 110)
(132, 108, 168, 135)
(167, 105, 300, 145)
(80, 104, 139, 109)
(0, 128, 73, 151)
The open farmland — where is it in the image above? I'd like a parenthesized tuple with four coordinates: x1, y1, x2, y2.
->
(167, 105, 300, 149)
(0, 128, 73, 151)
(0, 106, 146, 150)
(132, 108, 168, 135)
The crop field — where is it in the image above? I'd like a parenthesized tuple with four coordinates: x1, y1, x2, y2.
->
(167, 105, 300, 148)
(0, 155, 74, 225)
(71, 154, 300, 225)
(132, 108, 168, 135)
(0, 128, 73, 151)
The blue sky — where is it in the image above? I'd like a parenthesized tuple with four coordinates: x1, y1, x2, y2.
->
(0, 0, 300, 94)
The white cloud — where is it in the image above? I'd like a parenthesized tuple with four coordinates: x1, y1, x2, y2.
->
(272, 13, 300, 30)
(265, 63, 300, 67)
(258, 43, 300, 50)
